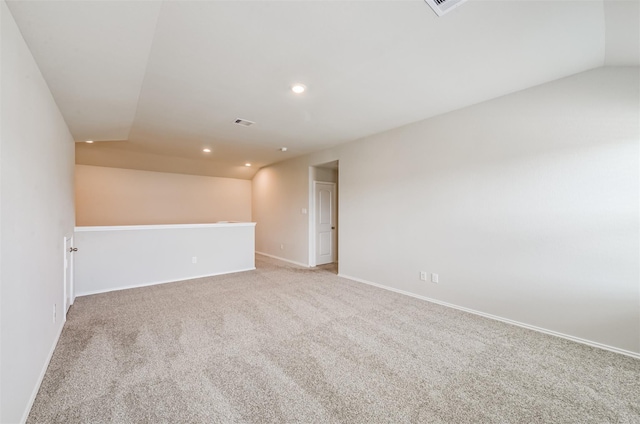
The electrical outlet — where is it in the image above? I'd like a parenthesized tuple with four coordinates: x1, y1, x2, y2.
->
(280, 244, 285, 250)
(420, 271, 427, 281)
(431, 273, 439, 284)
(192, 256, 197, 264)
(53, 304, 56, 323)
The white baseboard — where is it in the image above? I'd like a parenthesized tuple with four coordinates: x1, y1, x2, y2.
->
(337, 273, 640, 360)
(20, 320, 65, 423)
(256, 251, 309, 268)
(76, 267, 256, 297)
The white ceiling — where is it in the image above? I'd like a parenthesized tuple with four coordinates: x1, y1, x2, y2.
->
(6, 0, 639, 179)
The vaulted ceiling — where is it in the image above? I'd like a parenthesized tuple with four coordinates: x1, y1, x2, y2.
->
(7, 0, 639, 179)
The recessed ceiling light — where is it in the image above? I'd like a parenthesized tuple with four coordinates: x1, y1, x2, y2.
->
(291, 84, 306, 94)
(280, 147, 288, 152)
(245, 163, 252, 167)
(202, 148, 211, 153)
(85, 140, 94, 144)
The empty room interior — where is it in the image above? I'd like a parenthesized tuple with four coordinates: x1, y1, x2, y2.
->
(1, 0, 639, 422)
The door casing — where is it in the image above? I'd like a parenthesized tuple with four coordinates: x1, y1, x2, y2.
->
(311, 181, 337, 266)
(63, 235, 74, 317)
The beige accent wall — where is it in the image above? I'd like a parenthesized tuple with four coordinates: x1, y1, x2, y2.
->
(76, 165, 251, 226)
(1, 2, 76, 421)
(76, 144, 260, 180)
(312, 166, 337, 183)
(252, 67, 640, 355)
(252, 159, 310, 262)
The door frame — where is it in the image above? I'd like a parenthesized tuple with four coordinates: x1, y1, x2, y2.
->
(308, 167, 316, 267)
(307, 160, 340, 268)
(63, 235, 75, 319)
(309, 180, 338, 266)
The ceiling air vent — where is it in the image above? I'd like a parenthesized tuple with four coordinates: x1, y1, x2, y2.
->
(424, 0, 467, 16)
(234, 118, 255, 127)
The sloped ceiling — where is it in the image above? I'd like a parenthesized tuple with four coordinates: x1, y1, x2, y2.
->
(6, 0, 639, 179)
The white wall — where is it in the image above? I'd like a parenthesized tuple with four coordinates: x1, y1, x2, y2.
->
(74, 223, 255, 296)
(252, 67, 640, 356)
(1, 2, 76, 422)
(75, 165, 252, 226)
(604, 0, 640, 66)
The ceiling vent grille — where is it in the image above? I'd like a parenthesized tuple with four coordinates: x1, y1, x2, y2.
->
(234, 118, 255, 127)
(424, 0, 467, 16)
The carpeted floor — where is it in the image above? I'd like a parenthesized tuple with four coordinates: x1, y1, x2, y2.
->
(28, 255, 640, 423)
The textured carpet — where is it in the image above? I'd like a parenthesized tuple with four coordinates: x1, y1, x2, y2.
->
(28, 255, 640, 423)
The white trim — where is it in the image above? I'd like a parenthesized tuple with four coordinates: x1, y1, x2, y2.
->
(256, 251, 310, 268)
(338, 273, 640, 360)
(311, 181, 337, 267)
(63, 236, 69, 319)
(70, 236, 76, 306)
(75, 222, 256, 232)
(20, 321, 65, 423)
(63, 235, 75, 319)
(75, 268, 256, 297)
(308, 167, 316, 268)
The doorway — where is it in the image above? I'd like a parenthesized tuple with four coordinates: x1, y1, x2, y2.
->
(309, 161, 338, 270)
(314, 181, 336, 265)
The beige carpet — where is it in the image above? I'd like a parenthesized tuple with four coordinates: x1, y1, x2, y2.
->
(28, 255, 640, 423)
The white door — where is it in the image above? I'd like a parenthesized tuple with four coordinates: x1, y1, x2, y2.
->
(315, 182, 337, 265)
(64, 236, 73, 314)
